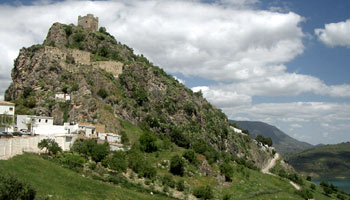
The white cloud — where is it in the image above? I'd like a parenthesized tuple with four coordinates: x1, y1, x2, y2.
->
(173, 76, 185, 84)
(192, 86, 251, 108)
(315, 19, 350, 47)
(291, 124, 302, 129)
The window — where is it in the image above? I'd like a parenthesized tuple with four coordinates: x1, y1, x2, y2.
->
(45, 119, 48, 123)
(39, 119, 41, 122)
(9, 107, 13, 111)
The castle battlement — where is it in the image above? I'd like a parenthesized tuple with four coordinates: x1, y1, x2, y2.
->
(78, 14, 99, 32)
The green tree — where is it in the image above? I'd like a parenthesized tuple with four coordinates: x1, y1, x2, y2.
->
(170, 155, 184, 176)
(103, 151, 127, 173)
(139, 131, 158, 153)
(0, 173, 36, 200)
(38, 139, 62, 155)
(91, 142, 110, 162)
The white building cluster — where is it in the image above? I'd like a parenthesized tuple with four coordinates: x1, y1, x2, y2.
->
(0, 100, 124, 160)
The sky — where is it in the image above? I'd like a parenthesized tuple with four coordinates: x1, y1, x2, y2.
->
(0, 0, 349, 145)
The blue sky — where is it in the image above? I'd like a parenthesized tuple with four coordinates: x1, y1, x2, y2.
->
(0, 0, 349, 145)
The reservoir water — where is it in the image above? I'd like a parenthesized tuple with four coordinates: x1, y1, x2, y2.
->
(313, 178, 350, 193)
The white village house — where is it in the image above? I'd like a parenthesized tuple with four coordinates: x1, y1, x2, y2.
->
(0, 101, 15, 132)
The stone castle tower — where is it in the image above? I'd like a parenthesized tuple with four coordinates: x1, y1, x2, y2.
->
(78, 14, 99, 32)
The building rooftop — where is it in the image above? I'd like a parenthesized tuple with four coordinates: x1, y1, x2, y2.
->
(0, 101, 15, 106)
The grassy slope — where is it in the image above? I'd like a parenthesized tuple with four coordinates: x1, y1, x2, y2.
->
(0, 153, 170, 200)
(287, 142, 350, 178)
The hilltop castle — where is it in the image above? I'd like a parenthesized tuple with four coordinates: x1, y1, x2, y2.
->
(78, 14, 99, 32)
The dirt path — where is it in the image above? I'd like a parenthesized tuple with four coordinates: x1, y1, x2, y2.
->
(261, 153, 301, 190)
(261, 153, 279, 174)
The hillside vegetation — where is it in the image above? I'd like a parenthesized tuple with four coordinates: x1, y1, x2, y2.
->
(1, 19, 344, 199)
(287, 142, 350, 178)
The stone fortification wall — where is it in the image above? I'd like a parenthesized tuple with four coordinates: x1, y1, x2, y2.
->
(93, 61, 124, 78)
(44, 46, 67, 61)
(0, 135, 77, 160)
(44, 46, 123, 76)
(71, 49, 90, 65)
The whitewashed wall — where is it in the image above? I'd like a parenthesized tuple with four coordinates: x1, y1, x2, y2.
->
(0, 135, 77, 160)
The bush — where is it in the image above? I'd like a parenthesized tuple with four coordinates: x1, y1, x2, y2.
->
(255, 135, 273, 147)
(38, 139, 62, 155)
(170, 127, 190, 148)
(139, 131, 158, 153)
(97, 88, 108, 99)
(306, 176, 312, 181)
(120, 131, 129, 145)
(91, 142, 110, 162)
(170, 155, 184, 176)
(182, 150, 199, 166)
(127, 148, 156, 179)
(64, 25, 72, 36)
(310, 183, 316, 190)
(71, 139, 109, 162)
(73, 33, 85, 42)
(176, 180, 185, 191)
(296, 189, 313, 200)
(184, 102, 196, 116)
(0, 173, 36, 200)
(103, 151, 127, 173)
(162, 174, 175, 188)
(220, 162, 234, 182)
(193, 185, 214, 199)
(59, 152, 87, 169)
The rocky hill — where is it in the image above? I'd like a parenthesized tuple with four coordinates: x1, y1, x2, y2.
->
(5, 21, 272, 168)
(231, 120, 313, 156)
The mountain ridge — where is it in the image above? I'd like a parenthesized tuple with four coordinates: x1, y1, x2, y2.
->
(231, 120, 313, 156)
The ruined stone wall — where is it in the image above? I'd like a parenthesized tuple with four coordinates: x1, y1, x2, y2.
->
(93, 61, 124, 77)
(44, 46, 66, 61)
(71, 49, 91, 65)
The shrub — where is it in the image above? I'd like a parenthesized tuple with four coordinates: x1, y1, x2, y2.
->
(0, 173, 36, 200)
(38, 139, 62, 155)
(120, 131, 129, 145)
(162, 174, 175, 188)
(184, 102, 196, 116)
(170, 155, 184, 176)
(182, 150, 199, 166)
(139, 131, 158, 153)
(22, 87, 33, 98)
(64, 25, 72, 36)
(306, 176, 312, 181)
(310, 183, 316, 190)
(296, 189, 313, 200)
(220, 162, 234, 182)
(193, 185, 214, 199)
(103, 151, 127, 173)
(255, 135, 273, 147)
(170, 127, 190, 148)
(59, 152, 86, 169)
(97, 88, 108, 99)
(73, 33, 85, 42)
(176, 180, 185, 191)
(127, 148, 157, 179)
(91, 142, 110, 162)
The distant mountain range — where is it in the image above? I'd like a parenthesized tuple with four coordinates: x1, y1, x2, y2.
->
(230, 120, 313, 156)
(286, 142, 350, 178)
